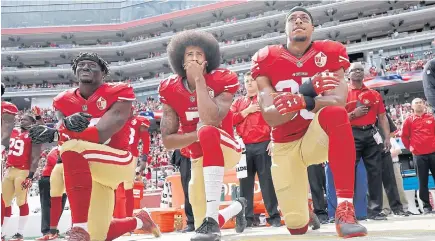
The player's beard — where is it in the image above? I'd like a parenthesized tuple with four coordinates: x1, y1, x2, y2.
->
(292, 35, 307, 42)
(79, 77, 93, 84)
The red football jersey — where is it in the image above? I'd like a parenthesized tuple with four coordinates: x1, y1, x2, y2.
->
(7, 128, 32, 170)
(159, 68, 239, 159)
(128, 115, 150, 157)
(251, 40, 350, 143)
(1, 101, 18, 115)
(42, 147, 59, 177)
(53, 83, 136, 151)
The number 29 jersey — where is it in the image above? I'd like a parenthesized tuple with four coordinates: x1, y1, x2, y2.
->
(250, 40, 350, 143)
(158, 69, 239, 159)
(7, 129, 32, 170)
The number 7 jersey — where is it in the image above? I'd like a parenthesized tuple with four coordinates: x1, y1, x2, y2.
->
(158, 69, 239, 159)
(250, 40, 350, 143)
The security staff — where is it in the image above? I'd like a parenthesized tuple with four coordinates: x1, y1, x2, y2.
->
(171, 148, 195, 232)
(401, 98, 435, 214)
(346, 62, 391, 220)
(422, 58, 435, 114)
(231, 72, 280, 227)
(377, 113, 408, 216)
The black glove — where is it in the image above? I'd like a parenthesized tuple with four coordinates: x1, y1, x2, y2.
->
(29, 125, 59, 144)
(63, 112, 92, 132)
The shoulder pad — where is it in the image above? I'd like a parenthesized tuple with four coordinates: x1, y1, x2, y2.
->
(2, 101, 18, 115)
(47, 147, 59, 158)
(53, 89, 76, 111)
(158, 75, 181, 99)
(137, 116, 151, 127)
(315, 40, 345, 54)
(210, 69, 239, 94)
(251, 45, 281, 79)
(210, 69, 238, 83)
(252, 45, 281, 64)
(105, 83, 136, 102)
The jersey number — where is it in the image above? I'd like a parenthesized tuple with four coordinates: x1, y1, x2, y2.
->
(129, 128, 135, 145)
(8, 138, 25, 157)
(274, 79, 314, 120)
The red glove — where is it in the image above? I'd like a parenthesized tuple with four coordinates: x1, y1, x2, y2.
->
(358, 90, 379, 107)
(272, 92, 306, 115)
(21, 178, 32, 190)
(310, 71, 340, 95)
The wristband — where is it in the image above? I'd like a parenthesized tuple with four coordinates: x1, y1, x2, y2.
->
(299, 79, 317, 97)
(27, 172, 35, 179)
(71, 126, 100, 143)
(303, 96, 315, 111)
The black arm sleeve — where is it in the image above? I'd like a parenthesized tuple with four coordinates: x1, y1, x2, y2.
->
(423, 58, 435, 115)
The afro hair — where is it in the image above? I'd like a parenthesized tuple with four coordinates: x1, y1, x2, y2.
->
(167, 30, 221, 77)
(71, 52, 110, 75)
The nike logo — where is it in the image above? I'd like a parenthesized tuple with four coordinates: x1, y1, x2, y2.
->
(206, 200, 215, 203)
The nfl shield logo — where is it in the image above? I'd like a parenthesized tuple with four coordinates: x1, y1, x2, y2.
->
(190, 96, 196, 102)
(315, 52, 327, 67)
(82, 105, 88, 111)
(96, 97, 107, 110)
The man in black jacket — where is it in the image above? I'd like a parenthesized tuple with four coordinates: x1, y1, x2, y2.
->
(171, 149, 195, 232)
(423, 58, 435, 115)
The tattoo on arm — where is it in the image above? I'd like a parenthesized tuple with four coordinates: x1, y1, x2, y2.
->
(213, 92, 234, 122)
(160, 104, 179, 138)
(96, 101, 132, 143)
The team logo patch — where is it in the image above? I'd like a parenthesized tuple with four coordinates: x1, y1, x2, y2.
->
(427, 120, 433, 124)
(315, 52, 327, 67)
(363, 99, 370, 105)
(96, 97, 107, 110)
(207, 87, 215, 98)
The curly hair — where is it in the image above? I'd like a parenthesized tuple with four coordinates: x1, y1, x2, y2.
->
(167, 30, 221, 77)
(71, 52, 109, 75)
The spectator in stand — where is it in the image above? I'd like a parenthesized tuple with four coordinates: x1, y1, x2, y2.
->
(423, 58, 435, 114)
(36, 147, 67, 240)
(401, 98, 435, 214)
(230, 72, 280, 228)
